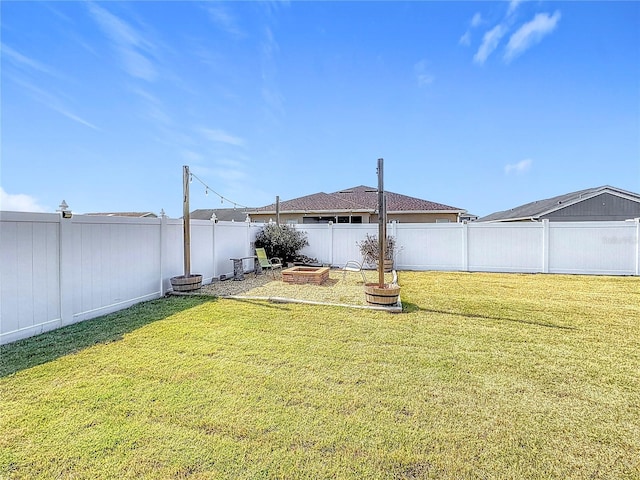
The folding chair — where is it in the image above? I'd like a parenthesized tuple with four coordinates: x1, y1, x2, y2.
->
(255, 248, 283, 278)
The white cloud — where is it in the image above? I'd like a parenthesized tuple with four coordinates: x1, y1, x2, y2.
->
(414, 59, 435, 86)
(508, 0, 524, 16)
(459, 31, 471, 47)
(505, 11, 561, 62)
(473, 24, 507, 65)
(471, 13, 483, 27)
(9, 77, 99, 130)
(199, 128, 246, 147)
(261, 86, 285, 115)
(260, 25, 285, 122)
(1, 43, 54, 75)
(129, 87, 171, 126)
(504, 159, 533, 175)
(51, 105, 100, 130)
(87, 3, 157, 81)
(206, 4, 245, 38)
(0, 188, 48, 212)
(459, 13, 483, 47)
(180, 150, 204, 163)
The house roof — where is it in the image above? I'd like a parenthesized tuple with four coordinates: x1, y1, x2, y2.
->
(250, 191, 366, 213)
(190, 208, 251, 222)
(249, 185, 464, 214)
(85, 212, 158, 218)
(477, 185, 640, 222)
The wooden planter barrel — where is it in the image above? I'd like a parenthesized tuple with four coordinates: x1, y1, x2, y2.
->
(364, 283, 401, 306)
(366, 260, 393, 272)
(170, 274, 203, 292)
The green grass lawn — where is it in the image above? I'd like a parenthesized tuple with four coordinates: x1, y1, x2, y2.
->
(1, 272, 639, 479)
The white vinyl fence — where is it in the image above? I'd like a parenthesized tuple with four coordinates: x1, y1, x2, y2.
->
(1, 212, 639, 344)
(0, 212, 262, 345)
(295, 219, 640, 276)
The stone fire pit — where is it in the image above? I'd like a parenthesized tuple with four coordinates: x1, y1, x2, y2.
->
(282, 266, 330, 285)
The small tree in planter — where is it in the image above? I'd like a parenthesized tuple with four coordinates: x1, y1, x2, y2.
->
(254, 223, 309, 266)
(357, 233, 396, 271)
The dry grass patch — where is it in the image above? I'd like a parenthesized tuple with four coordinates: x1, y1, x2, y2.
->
(235, 268, 396, 306)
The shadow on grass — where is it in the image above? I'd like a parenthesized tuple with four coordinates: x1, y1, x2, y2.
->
(0, 296, 213, 378)
(401, 301, 577, 330)
(223, 297, 293, 311)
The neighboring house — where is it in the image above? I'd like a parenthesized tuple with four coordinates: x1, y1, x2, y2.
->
(459, 212, 479, 222)
(190, 208, 251, 222)
(85, 212, 158, 218)
(477, 185, 640, 222)
(247, 185, 466, 224)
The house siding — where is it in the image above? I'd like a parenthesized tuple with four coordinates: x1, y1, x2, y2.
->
(541, 193, 640, 221)
(250, 213, 373, 224)
(250, 212, 459, 224)
(386, 213, 459, 223)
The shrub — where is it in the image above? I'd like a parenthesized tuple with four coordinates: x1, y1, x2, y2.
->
(357, 233, 396, 266)
(254, 224, 310, 265)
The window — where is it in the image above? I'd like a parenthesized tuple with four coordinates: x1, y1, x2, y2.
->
(303, 216, 335, 224)
(303, 215, 363, 224)
(337, 216, 362, 224)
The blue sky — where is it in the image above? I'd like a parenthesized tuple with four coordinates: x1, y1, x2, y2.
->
(1, 1, 639, 218)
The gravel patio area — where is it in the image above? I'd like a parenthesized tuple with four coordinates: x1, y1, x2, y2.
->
(174, 268, 401, 310)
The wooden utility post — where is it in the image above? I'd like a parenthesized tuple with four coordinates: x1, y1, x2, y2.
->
(183, 165, 191, 277)
(377, 157, 386, 287)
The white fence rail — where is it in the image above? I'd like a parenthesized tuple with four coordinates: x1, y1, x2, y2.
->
(1, 212, 638, 344)
(0, 212, 262, 345)
(295, 220, 640, 276)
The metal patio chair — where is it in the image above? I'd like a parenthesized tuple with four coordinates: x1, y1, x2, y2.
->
(255, 248, 283, 278)
(341, 260, 367, 283)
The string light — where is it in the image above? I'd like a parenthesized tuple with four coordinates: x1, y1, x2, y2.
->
(188, 171, 250, 209)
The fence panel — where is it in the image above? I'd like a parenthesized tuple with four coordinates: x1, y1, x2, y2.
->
(293, 224, 378, 267)
(2, 212, 638, 345)
(332, 224, 378, 267)
(213, 221, 254, 278)
(162, 219, 185, 292)
(396, 223, 463, 271)
(69, 216, 162, 323)
(0, 212, 61, 343)
(190, 220, 215, 283)
(296, 225, 331, 264)
(468, 223, 542, 273)
(549, 221, 638, 275)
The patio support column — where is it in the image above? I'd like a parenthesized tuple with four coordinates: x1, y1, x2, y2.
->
(635, 217, 640, 276)
(462, 221, 469, 272)
(327, 221, 334, 266)
(58, 201, 74, 327)
(542, 219, 550, 274)
(211, 215, 217, 280)
(390, 220, 398, 266)
(159, 210, 168, 295)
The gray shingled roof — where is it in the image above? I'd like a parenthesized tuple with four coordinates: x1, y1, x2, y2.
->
(334, 186, 463, 212)
(190, 208, 250, 222)
(250, 192, 366, 213)
(85, 212, 158, 218)
(249, 186, 464, 214)
(477, 185, 640, 222)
